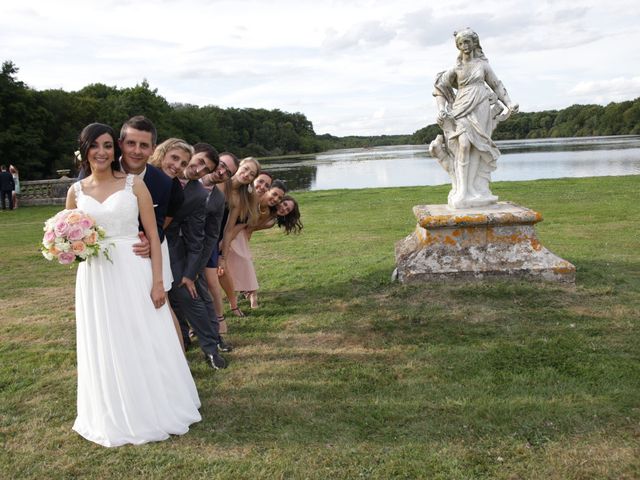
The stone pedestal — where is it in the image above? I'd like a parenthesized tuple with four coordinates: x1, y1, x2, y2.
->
(394, 202, 575, 284)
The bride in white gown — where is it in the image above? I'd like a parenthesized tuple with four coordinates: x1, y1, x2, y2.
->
(65, 123, 201, 447)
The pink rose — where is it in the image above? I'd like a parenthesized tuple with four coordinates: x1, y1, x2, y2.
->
(67, 224, 85, 241)
(43, 230, 56, 245)
(66, 211, 82, 224)
(83, 231, 98, 245)
(58, 251, 76, 265)
(79, 217, 94, 229)
(54, 220, 69, 237)
(71, 241, 87, 255)
(54, 210, 70, 221)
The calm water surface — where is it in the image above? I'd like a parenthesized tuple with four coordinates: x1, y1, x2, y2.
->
(260, 135, 640, 191)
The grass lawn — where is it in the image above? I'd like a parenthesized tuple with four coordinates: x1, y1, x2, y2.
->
(1, 176, 639, 479)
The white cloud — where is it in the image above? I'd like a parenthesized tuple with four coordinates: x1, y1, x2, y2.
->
(1, 0, 639, 136)
(569, 77, 640, 102)
(322, 20, 397, 51)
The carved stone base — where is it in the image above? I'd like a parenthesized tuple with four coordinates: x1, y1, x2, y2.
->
(394, 202, 575, 284)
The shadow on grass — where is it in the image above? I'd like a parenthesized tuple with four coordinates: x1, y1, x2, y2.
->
(199, 258, 639, 449)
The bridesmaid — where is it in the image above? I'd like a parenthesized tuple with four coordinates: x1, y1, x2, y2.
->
(253, 172, 273, 197)
(249, 193, 303, 236)
(149, 138, 193, 228)
(232, 179, 288, 309)
(274, 195, 303, 234)
(149, 138, 194, 352)
(218, 157, 261, 317)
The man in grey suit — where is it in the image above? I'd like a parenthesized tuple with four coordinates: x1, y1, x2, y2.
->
(191, 146, 238, 350)
(166, 146, 227, 369)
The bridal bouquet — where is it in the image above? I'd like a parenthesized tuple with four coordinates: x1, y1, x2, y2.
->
(41, 209, 109, 264)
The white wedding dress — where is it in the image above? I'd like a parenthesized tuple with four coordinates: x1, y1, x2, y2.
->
(72, 175, 201, 447)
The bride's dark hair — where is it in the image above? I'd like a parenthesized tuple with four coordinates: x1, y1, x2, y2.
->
(78, 123, 121, 174)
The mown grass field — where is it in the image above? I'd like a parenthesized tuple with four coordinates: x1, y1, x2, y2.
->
(1, 176, 639, 479)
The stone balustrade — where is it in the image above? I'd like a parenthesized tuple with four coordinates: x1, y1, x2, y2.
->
(19, 177, 77, 206)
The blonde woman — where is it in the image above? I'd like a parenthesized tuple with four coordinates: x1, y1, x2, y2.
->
(218, 157, 260, 317)
(149, 138, 194, 352)
(149, 138, 193, 228)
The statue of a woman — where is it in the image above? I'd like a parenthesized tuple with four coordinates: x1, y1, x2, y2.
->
(429, 28, 518, 209)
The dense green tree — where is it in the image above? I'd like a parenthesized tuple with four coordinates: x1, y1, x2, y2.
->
(1, 60, 639, 179)
(0, 61, 52, 178)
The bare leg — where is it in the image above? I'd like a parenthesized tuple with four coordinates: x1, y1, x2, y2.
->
(205, 266, 227, 333)
(219, 268, 244, 317)
(248, 290, 258, 309)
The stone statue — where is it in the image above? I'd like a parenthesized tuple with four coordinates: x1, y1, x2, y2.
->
(429, 28, 518, 209)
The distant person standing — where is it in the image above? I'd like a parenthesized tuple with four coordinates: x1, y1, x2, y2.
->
(0, 165, 15, 210)
(9, 165, 20, 209)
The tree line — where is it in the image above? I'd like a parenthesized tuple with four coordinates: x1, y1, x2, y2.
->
(1, 61, 318, 179)
(308, 99, 640, 149)
(2, 60, 639, 180)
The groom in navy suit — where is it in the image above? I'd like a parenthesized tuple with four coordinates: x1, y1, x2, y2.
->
(118, 116, 172, 241)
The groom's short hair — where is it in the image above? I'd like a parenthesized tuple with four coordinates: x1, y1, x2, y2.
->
(120, 116, 157, 145)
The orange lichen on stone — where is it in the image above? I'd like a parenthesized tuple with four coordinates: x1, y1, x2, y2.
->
(455, 214, 488, 225)
(452, 229, 461, 237)
(417, 228, 438, 247)
(443, 236, 457, 246)
(420, 213, 489, 228)
(553, 262, 576, 274)
(483, 227, 543, 249)
(530, 238, 542, 251)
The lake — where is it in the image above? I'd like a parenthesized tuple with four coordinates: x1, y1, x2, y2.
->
(259, 135, 640, 191)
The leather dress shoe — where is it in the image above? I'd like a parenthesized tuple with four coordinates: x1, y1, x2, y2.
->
(204, 351, 227, 370)
(218, 336, 233, 352)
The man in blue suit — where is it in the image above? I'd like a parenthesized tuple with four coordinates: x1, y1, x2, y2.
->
(118, 116, 172, 241)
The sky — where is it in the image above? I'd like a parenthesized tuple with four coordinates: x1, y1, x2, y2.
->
(2, 0, 639, 137)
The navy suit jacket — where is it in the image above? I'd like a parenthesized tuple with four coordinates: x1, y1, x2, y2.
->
(142, 164, 172, 241)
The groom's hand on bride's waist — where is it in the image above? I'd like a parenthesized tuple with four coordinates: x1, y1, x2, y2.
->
(132, 232, 150, 257)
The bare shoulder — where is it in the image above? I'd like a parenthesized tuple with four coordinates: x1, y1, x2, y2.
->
(131, 175, 150, 196)
(65, 182, 78, 208)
